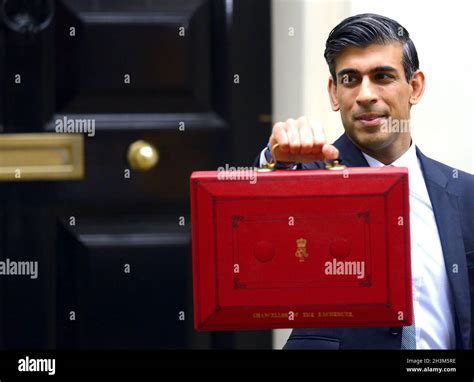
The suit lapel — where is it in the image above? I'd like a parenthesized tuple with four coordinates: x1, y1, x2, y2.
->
(417, 148, 471, 349)
(333, 133, 369, 167)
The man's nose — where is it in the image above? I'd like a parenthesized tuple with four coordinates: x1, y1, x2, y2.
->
(356, 77, 378, 105)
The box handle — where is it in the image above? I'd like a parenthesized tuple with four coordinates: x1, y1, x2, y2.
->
(258, 143, 346, 171)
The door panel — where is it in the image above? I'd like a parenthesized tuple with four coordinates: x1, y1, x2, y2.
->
(56, 217, 192, 349)
(55, 0, 211, 114)
(0, 0, 272, 349)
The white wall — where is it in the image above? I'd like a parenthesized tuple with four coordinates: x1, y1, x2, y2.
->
(271, 0, 305, 123)
(271, 0, 474, 350)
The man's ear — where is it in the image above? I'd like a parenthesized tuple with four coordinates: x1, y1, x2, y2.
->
(327, 76, 340, 111)
(409, 70, 425, 105)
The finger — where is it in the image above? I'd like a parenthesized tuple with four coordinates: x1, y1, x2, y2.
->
(297, 115, 310, 127)
(322, 144, 339, 160)
(286, 118, 300, 155)
(311, 120, 327, 146)
(297, 116, 313, 155)
(271, 122, 289, 153)
(299, 125, 314, 155)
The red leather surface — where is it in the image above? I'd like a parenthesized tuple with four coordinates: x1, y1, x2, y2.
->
(191, 167, 412, 330)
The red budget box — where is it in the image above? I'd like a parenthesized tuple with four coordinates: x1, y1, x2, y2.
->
(190, 167, 412, 331)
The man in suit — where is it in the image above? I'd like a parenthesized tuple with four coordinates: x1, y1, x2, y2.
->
(255, 13, 473, 349)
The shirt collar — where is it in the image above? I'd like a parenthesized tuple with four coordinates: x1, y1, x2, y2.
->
(362, 140, 418, 170)
(362, 141, 432, 205)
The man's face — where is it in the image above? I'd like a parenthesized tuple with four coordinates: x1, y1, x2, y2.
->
(328, 43, 417, 153)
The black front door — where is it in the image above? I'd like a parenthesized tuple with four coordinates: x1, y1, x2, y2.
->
(0, 0, 272, 349)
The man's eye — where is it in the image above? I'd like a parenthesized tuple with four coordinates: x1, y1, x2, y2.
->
(375, 73, 394, 81)
(341, 74, 356, 84)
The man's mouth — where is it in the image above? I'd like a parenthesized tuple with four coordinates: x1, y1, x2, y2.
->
(355, 113, 387, 127)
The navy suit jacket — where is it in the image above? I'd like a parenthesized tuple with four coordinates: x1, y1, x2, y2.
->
(255, 133, 474, 349)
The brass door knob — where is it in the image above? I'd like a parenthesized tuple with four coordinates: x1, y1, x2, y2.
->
(127, 140, 159, 171)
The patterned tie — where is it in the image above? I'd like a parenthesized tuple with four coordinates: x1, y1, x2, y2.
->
(401, 322, 416, 349)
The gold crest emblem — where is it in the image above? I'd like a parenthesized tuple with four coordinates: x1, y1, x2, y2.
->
(295, 238, 308, 262)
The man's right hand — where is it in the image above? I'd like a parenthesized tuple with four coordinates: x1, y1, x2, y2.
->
(268, 116, 339, 163)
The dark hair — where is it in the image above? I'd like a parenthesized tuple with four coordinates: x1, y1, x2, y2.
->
(324, 13, 419, 83)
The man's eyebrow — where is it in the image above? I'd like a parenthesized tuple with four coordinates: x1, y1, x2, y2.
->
(337, 66, 398, 78)
(369, 65, 398, 73)
(337, 68, 358, 78)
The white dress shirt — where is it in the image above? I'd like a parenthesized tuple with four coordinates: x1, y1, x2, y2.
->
(362, 142, 456, 349)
